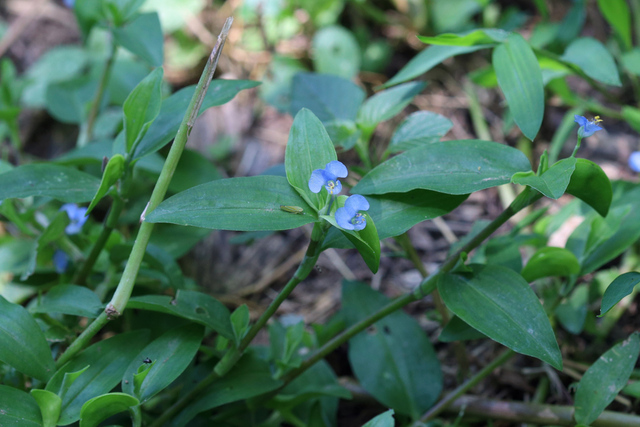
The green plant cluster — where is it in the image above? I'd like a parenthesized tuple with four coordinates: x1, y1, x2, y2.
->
(1, 0, 640, 426)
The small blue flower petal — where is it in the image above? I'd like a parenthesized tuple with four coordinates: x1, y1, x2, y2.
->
(308, 161, 348, 194)
(344, 194, 370, 212)
(335, 195, 370, 231)
(60, 204, 88, 235)
(336, 206, 356, 230)
(53, 250, 69, 273)
(309, 169, 329, 193)
(325, 160, 348, 178)
(574, 115, 589, 127)
(575, 115, 603, 138)
(630, 151, 640, 172)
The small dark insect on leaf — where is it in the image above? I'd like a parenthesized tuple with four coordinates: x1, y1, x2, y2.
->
(143, 357, 152, 364)
(102, 156, 109, 173)
(383, 326, 391, 334)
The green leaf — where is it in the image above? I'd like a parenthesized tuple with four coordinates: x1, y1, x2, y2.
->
(561, 37, 622, 87)
(46, 77, 98, 124)
(511, 157, 576, 199)
(173, 353, 283, 427)
(387, 111, 453, 153)
(362, 409, 395, 427)
(521, 247, 580, 282)
(0, 295, 55, 381)
(439, 316, 486, 342)
(567, 188, 640, 274)
(101, 0, 145, 26)
(493, 33, 544, 141)
(122, 323, 203, 403)
(384, 45, 488, 88)
(597, 0, 631, 50)
(123, 68, 163, 153)
(600, 272, 640, 316)
(22, 46, 89, 108)
(289, 72, 365, 122)
(30, 389, 61, 427)
(86, 154, 125, 215)
(342, 281, 442, 419)
(565, 158, 612, 217)
(353, 140, 531, 196)
(22, 211, 69, 280)
(357, 82, 426, 132)
(146, 176, 317, 231)
(0, 164, 100, 203)
(230, 304, 250, 347)
(285, 109, 338, 210)
(312, 26, 361, 79)
(273, 360, 348, 424)
(555, 285, 589, 335)
(30, 285, 104, 318)
(622, 105, 640, 133)
(126, 290, 233, 339)
(0, 385, 42, 427)
(79, 393, 139, 427)
(574, 332, 640, 425)
(418, 28, 509, 46)
(45, 330, 150, 425)
(112, 12, 164, 66)
(132, 80, 259, 160)
(621, 48, 640, 76)
(367, 190, 468, 239)
(438, 264, 562, 369)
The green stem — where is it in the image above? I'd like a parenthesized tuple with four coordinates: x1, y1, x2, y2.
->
(80, 40, 117, 147)
(130, 405, 142, 427)
(108, 18, 232, 317)
(55, 18, 233, 366)
(281, 187, 541, 386)
(571, 135, 583, 157)
(73, 196, 124, 286)
(149, 224, 326, 427)
(415, 349, 515, 423)
(55, 311, 109, 368)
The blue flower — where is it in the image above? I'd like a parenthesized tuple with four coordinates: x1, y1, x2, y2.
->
(336, 195, 370, 231)
(308, 161, 348, 195)
(574, 115, 603, 138)
(630, 151, 640, 172)
(53, 250, 69, 273)
(60, 204, 88, 235)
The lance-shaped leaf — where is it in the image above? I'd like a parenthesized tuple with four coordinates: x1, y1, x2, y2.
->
(353, 140, 531, 196)
(123, 67, 163, 153)
(146, 176, 317, 231)
(438, 264, 562, 369)
(0, 295, 55, 382)
(574, 332, 640, 425)
(493, 33, 544, 141)
(0, 164, 99, 203)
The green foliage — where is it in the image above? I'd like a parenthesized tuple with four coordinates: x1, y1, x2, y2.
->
(574, 333, 640, 425)
(493, 33, 544, 140)
(353, 140, 531, 195)
(438, 265, 562, 370)
(0, 295, 56, 382)
(4, 2, 640, 426)
(343, 281, 442, 419)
